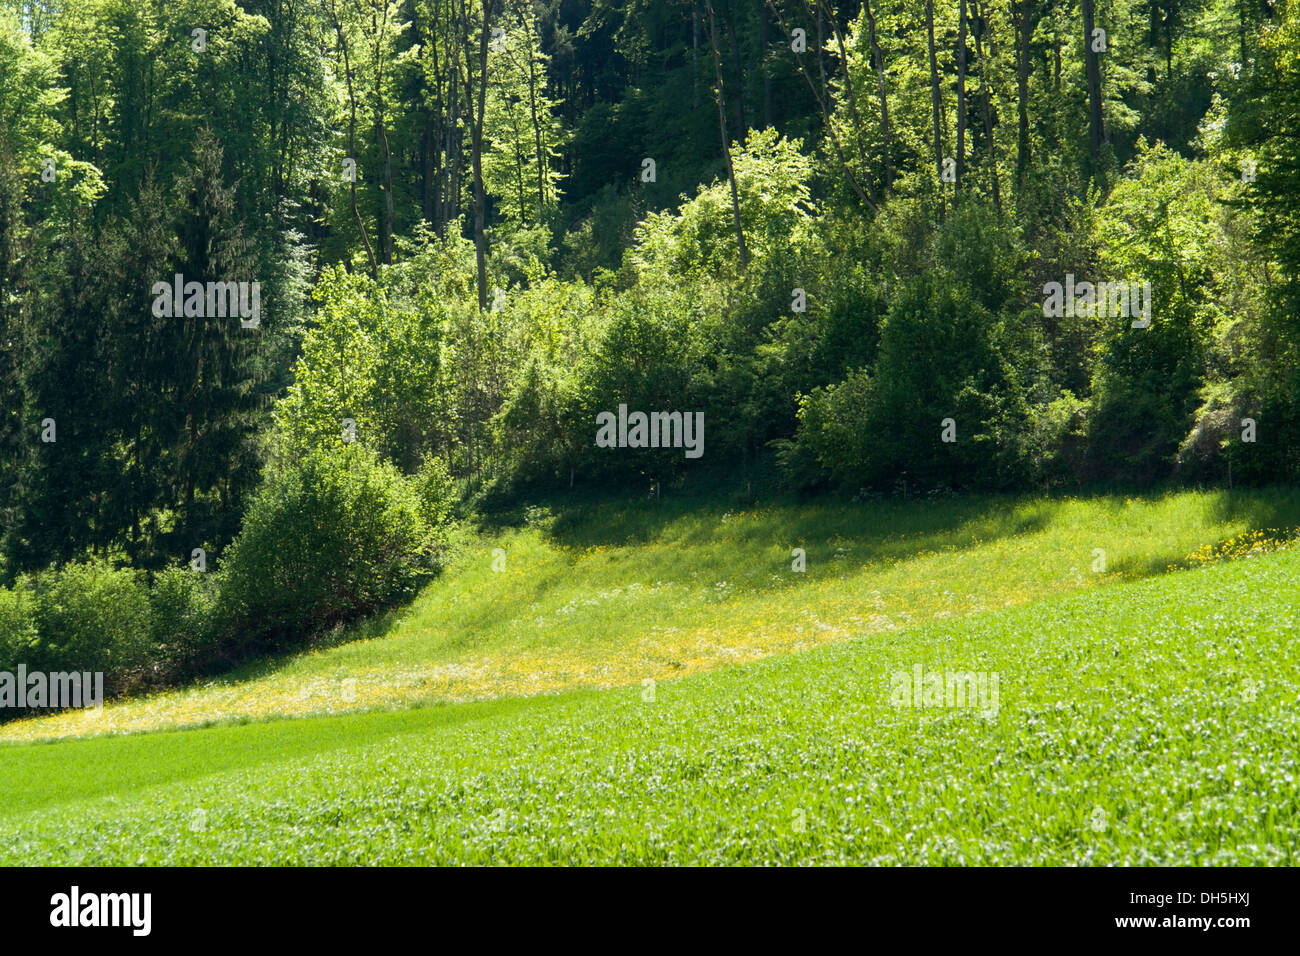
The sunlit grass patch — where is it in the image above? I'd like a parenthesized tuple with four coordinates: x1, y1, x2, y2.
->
(0, 543, 1296, 865)
(3, 487, 1298, 742)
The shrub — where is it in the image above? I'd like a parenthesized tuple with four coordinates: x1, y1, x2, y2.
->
(26, 560, 153, 691)
(0, 585, 38, 673)
(147, 567, 218, 681)
(217, 445, 443, 651)
(413, 455, 457, 529)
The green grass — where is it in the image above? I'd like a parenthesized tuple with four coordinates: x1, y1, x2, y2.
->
(0, 499, 1297, 864)
(4, 487, 1297, 742)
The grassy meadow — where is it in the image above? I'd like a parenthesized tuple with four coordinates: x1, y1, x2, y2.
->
(0, 487, 1296, 864)
(2, 487, 1296, 743)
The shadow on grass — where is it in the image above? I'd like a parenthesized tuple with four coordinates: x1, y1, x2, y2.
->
(78, 484, 1300, 719)
(1208, 485, 1300, 530)
(539, 490, 1058, 555)
(180, 605, 409, 689)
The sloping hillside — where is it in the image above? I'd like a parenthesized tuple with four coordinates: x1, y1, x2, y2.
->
(2, 489, 1294, 742)
(0, 492, 1296, 865)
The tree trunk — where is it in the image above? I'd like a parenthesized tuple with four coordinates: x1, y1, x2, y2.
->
(761, 3, 772, 128)
(1238, 0, 1248, 65)
(459, 0, 493, 310)
(957, 0, 968, 189)
(414, 4, 440, 229)
(706, 0, 748, 270)
(445, 60, 459, 232)
(976, 0, 1001, 216)
(724, 0, 747, 137)
(693, 6, 700, 109)
(762, 0, 876, 211)
(521, 9, 547, 213)
(1082, 0, 1105, 160)
(328, 1, 377, 276)
(823, 0, 868, 172)
(925, 0, 945, 216)
(427, 0, 451, 235)
(1014, 0, 1032, 182)
(421, 109, 435, 226)
(379, 116, 394, 264)
(863, 0, 893, 188)
(374, 1, 394, 264)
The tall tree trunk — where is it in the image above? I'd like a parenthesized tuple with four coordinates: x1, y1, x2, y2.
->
(925, 0, 945, 217)
(379, 117, 394, 263)
(724, 0, 747, 136)
(976, 0, 1001, 217)
(822, 1, 868, 172)
(444, 61, 459, 232)
(706, 0, 748, 270)
(515, 133, 527, 222)
(374, 0, 394, 265)
(1014, 0, 1032, 182)
(1082, 0, 1105, 160)
(957, 0, 968, 189)
(421, 109, 435, 225)
(1149, 0, 1161, 81)
(521, 9, 547, 213)
(426, 0, 451, 235)
(327, 0, 378, 276)
(863, 0, 893, 189)
(413, 6, 438, 228)
(763, 0, 877, 211)
(693, 6, 700, 109)
(1239, 0, 1248, 65)
(761, 2, 772, 128)
(459, 0, 493, 310)
(815, 1, 827, 116)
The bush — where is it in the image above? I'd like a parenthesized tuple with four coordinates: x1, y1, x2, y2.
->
(26, 560, 153, 691)
(783, 201, 1060, 493)
(0, 585, 38, 673)
(147, 567, 217, 681)
(413, 455, 457, 529)
(217, 445, 444, 651)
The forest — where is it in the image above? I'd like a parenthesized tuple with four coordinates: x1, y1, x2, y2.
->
(1, 0, 1298, 695)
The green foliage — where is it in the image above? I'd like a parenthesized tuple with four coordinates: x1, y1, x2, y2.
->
(4, 0, 1300, 715)
(3, 523, 1299, 863)
(630, 128, 816, 282)
(412, 454, 456, 529)
(558, 185, 641, 278)
(277, 228, 491, 476)
(1225, 0, 1300, 481)
(0, 558, 220, 708)
(482, 2, 567, 225)
(1086, 143, 1221, 481)
(147, 567, 218, 679)
(569, 278, 726, 483)
(0, 585, 38, 674)
(791, 201, 1049, 490)
(217, 445, 445, 651)
(278, 267, 443, 472)
(23, 560, 152, 688)
(491, 277, 598, 485)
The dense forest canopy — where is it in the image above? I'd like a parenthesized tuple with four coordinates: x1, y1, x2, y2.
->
(1, 0, 1299, 590)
